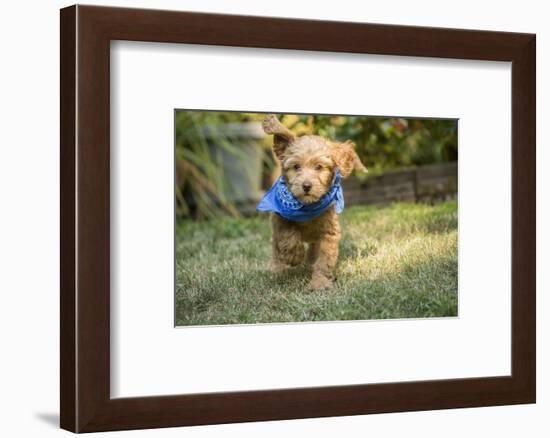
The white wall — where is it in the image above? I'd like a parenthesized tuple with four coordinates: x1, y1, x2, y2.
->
(0, 0, 546, 437)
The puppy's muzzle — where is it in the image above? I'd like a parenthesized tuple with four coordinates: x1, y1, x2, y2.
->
(302, 182, 312, 193)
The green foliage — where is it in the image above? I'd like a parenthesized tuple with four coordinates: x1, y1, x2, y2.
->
(175, 201, 458, 325)
(175, 111, 269, 220)
(278, 114, 458, 174)
(175, 111, 457, 220)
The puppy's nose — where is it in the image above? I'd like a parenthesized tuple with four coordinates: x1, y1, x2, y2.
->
(302, 182, 312, 193)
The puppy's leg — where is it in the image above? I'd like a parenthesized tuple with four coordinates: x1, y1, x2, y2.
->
(309, 233, 340, 289)
(271, 215, 305, 272)
(306, 242, 319, 266)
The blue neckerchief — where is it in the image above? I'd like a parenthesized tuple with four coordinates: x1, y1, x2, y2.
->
(256, 169, 344, 222)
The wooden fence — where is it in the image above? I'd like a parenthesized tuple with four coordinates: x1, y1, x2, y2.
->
(343, 161, 457, 206)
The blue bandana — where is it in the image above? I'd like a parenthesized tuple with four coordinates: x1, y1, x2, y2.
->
(256, 169, 344, 222)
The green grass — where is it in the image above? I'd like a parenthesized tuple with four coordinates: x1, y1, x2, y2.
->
(175, 200, 458, 326)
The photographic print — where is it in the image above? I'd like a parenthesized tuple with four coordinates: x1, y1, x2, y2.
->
(175, 111, 458, 326)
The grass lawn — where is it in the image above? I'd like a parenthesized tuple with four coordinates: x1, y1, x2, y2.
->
(175, 200, 458, 326)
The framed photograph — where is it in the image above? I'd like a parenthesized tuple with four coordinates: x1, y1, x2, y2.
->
(60, 5, 535, 433)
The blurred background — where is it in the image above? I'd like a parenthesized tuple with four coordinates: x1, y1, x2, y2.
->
(175, 111, 458, 221)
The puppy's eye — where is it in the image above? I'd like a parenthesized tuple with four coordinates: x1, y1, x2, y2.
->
(314, 164, 323, 171)
(293, 164, 301, 171)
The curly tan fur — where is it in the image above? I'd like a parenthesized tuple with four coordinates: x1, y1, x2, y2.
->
(263, 115, 366, 289)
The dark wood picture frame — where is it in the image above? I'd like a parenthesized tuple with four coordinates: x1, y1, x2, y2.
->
(60, 5, 536, 433)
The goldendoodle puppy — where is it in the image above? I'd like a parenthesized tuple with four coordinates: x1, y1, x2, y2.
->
(257, 115, 366, 289)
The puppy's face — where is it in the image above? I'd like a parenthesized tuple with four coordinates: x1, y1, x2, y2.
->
(262, 115, 367, 204)
(281, 137, 336, 204)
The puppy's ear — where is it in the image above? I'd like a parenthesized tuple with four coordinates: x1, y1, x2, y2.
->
(331, 140, 367, 178)
(262, 115, 295, 160)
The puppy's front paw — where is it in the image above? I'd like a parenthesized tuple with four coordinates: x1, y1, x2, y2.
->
(308, 275, 333, 290)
